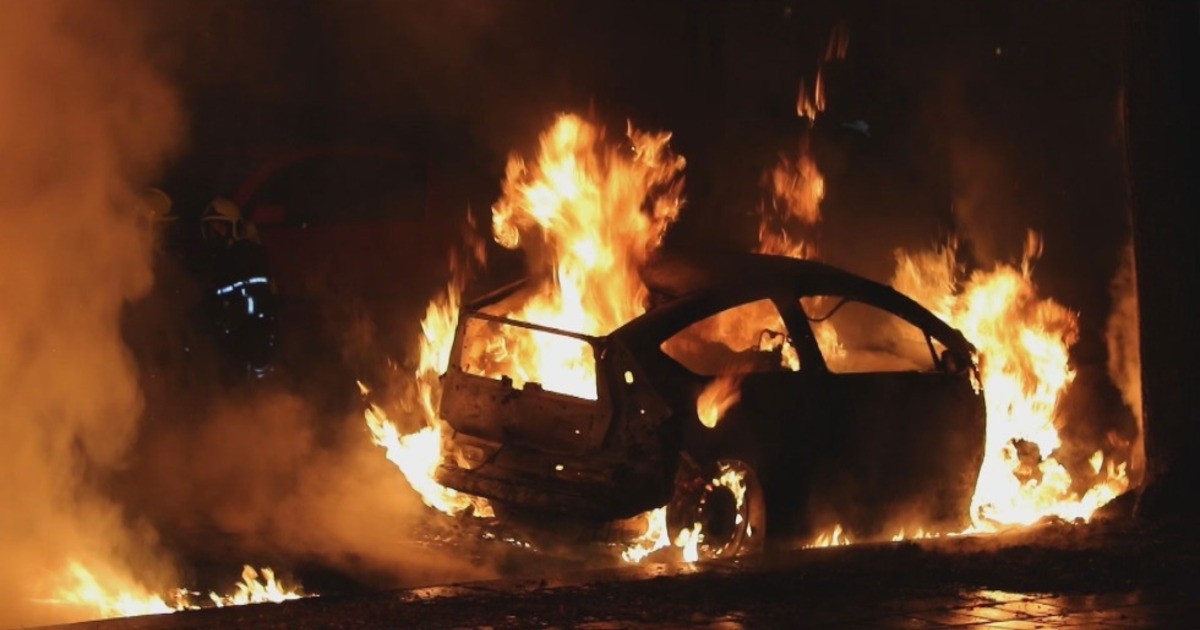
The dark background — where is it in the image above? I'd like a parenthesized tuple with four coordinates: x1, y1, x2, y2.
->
(150, 0, 1130, 302)
(141, 0, 1133, 435)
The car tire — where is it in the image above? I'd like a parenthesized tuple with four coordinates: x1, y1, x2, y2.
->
(668, 458, 767, 559)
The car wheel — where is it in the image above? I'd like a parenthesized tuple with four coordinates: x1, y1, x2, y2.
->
(669, 458, 766, 559)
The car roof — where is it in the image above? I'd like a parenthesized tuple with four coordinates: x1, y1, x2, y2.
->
(623, 251, 976, 356)
(640, 250, 865, 298)
(462, 251, 976, 357)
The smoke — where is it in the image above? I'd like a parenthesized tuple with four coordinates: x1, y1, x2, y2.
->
(0, 0, 183, 625)
(1105, 242, 1144, 484)
(121, 389, 499, 589)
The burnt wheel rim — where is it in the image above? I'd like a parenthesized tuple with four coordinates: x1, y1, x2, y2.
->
(696, 459, 763, 559)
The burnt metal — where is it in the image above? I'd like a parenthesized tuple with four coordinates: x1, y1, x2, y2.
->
(435, 252, 987, 550)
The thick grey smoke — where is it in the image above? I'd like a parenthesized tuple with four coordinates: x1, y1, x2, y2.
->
(0, 0, 183, 625)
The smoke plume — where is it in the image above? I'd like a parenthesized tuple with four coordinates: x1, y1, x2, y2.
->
(123, 388, 500, 589)
(0, 0, 184, 625)
(1106, 242, 1145, 484)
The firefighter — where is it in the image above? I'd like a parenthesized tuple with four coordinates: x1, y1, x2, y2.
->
(199, 197, 278, 380)
(201, 196, 260, 247)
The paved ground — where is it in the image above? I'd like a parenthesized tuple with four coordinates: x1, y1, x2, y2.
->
(49, 514, 1199, 629)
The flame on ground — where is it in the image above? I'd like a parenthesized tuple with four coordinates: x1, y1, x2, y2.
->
(208, 565, 304, 607)
(39, 562, 176, 619)
(619, 507, 673, 563)
(806, 524, 852, 548)
(41, 561, 308, 620)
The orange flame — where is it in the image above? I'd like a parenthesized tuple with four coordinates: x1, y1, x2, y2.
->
(369, 115, 683, 516)
(208, 566, 304, 607)
(806, 524, 852, 548)
(362, 206, 495, 517)
(620, 463, 753, 562)
(40, 561, 175, 619)
(466, 114, 684, 399)
(696, 374, 744, 428)
(892, 233, 1130, 528)
(760, 143, 824, 261)
(42, 561, 307, 620)
(795, 23, 848, 121)
(761, 26, 846, 260)
(364, 403, 493, 518)
(619, 507, 673, 563)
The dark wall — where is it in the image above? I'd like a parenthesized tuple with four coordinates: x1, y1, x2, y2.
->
(1125, 1, 1200, 519)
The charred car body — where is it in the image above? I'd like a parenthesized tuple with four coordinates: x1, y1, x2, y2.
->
(436, 253, 986, 556)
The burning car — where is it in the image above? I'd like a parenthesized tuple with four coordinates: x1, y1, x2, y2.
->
(434, 251, 986, 558)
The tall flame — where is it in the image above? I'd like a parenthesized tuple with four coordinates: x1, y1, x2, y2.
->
(368, 114, 683, 516)
(759, 25, 846, 262)
(468, 114, 684, 399)
(892, 234, 1130, 528)
(362, 225, 493, 517)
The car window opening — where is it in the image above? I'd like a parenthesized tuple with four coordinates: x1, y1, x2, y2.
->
(458, 313, 600, 400)
(661, 299, 800, 375)
(799, 296, 938, 374)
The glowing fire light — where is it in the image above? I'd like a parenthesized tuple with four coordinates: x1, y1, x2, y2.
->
(373, 24, 1132, 560)
(806, 524, 852, 548)
(619, 507, 672, 563)
(41, 562, 175, 619)
(891, 233, 1131, 529)
(696, 374, 744, 428)
(365, 403, 492, 518)
(760, 25, 847, 260)
(42, 561, 308, 620)
(367, 114, 682, 515)
(209, 565, 304, 607)
(465, 114, 684, 400)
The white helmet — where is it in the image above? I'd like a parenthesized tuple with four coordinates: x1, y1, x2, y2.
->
(201, 197, 247, 244)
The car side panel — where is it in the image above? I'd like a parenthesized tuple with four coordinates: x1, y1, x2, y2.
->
(677, 369, 984, 540)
